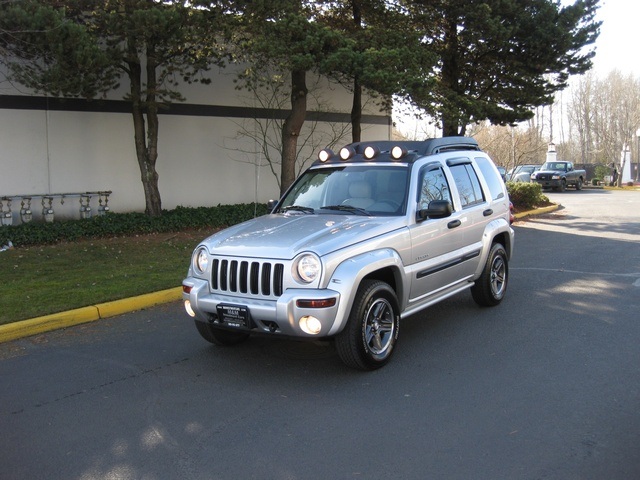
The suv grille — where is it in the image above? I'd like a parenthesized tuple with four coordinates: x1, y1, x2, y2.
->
(211, 257, 284, 298)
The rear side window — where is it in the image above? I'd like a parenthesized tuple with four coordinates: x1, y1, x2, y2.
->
(474, 156, 505, 201)
(450, 163, 485, 208)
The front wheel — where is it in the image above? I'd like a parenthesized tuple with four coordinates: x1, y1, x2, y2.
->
(471, 243, 509, 307)
(335, 280, 400, 370)
(559, 179, 567, 192)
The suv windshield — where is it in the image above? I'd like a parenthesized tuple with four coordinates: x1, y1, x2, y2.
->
(277, 165, 409, 216)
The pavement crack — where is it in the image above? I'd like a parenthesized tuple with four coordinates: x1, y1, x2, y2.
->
(10, 357, 190, 414)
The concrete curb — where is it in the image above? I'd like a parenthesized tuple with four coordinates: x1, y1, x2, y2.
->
(513, 204, 560, 219)
(0, 286, 182, 344)
(0, 204, 561, 345)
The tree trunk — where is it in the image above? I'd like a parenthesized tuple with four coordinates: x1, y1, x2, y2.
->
(440, 15, 463, 137)
(350, 0, 362, 143)
(280, 69, 307, 196)
(351, 76, 362, 142)
(127, 41, 162, 217)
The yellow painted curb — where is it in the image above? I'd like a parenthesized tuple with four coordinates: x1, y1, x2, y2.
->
(0, 306, 99, 343)
(514, 204, 559, 219)
(0, 286, 183, 344)
(97, 287, 182, 318)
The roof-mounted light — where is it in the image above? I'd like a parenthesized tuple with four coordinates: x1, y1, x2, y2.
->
(391, 145, 407, 160)
(339, 146, 356, 161)
(363, 145, 380, 160)
(318, 149, 334, 162)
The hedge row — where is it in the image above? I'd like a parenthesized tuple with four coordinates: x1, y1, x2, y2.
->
(0, 203, 269, 247)
(0, 186, 546, 248)
(506, 181, 549, 210)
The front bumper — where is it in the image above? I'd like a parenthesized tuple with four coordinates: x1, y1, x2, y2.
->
(532, 178, 561, 188)
(182, 277, 342, 338)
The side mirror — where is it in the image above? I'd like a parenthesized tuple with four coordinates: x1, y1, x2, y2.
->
(416, 200, 453, 222)
(267, 199, 278, 212)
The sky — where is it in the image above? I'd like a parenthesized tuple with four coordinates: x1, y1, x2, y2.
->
(588, 0, 639, 77)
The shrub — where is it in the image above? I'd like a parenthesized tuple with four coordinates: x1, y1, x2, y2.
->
(506, 181, 548, 210)
(627, 181, 635, 187)
(0, 203, 269, 247)
(591, 178, 600, 186)
(594, 164, 609, 180)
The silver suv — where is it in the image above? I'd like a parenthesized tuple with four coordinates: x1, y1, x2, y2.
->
(182, 137, 514, 370)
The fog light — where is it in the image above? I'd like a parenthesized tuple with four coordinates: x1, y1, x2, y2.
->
(299, 316, 322, 335)
(184, 300, 196, 318)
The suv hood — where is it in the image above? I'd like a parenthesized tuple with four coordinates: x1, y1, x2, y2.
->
(199, 214, 405, 259)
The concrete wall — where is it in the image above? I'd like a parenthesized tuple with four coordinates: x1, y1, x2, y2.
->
(0, 64, 391, 222)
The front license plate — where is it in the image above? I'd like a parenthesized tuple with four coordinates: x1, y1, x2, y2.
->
(217, 304, 249, 328)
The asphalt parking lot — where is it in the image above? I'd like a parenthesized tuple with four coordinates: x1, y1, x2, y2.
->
(1, 189, 639, 480)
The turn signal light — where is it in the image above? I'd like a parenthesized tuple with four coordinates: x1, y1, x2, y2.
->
(296, 298, 337, 308)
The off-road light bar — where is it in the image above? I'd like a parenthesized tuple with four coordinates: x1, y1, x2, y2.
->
(318, 149, 333, 162)
(339, 146, 356, 160)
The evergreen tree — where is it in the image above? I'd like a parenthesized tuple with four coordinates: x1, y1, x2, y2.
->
(0, 0, 229, 216)
(404, 0, 601, 136)
(317, 0, 437, 142)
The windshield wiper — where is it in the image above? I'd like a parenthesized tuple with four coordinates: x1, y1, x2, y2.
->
(281, 205, 315, 214)
(321, 205, 372, 216)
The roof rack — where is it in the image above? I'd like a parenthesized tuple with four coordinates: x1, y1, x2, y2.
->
(347, 137, 480, 156)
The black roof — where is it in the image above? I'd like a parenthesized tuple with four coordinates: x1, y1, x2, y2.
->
(347, 137, 480, 156)
(312, 136, 481, 166)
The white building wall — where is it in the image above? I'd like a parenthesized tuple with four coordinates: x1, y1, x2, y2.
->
(0, 64, 390, 222)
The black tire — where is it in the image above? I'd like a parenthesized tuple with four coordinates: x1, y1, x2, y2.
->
(195, 320, 249, 346)
(335, 280, 400, 370)
(559, 179, 566, 192)
(471, 243, 509, 307)
(576, 178, 583, 190)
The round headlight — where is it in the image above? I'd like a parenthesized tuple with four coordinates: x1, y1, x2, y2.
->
(194, 247, 209, 274)
(295, 253, 321, 283)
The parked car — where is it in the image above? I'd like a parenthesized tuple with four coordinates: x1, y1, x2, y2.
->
(506, 164, 540, 182)
(530, 161, 586, 191)
(182, 137, 514, 370)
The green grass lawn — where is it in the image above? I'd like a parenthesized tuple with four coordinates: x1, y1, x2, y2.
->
(0, 230, 207, 325)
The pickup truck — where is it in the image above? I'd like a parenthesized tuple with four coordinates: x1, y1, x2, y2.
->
(530, 161, 586, 191)
(182, 137, 514, 370)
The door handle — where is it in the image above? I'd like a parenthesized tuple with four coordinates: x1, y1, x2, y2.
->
(447, 220, 461, 229)
(483, 209, 493, 217)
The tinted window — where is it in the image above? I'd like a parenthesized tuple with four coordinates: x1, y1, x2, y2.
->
(450, 163, 485, 208)
(474, 156, 505, 201)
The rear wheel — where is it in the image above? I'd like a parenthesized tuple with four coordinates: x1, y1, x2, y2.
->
(471, 243, 509, 307)
(195, 321, 250, 346)
(576, 178, 583, 190)
(335, 280, 400, 370)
